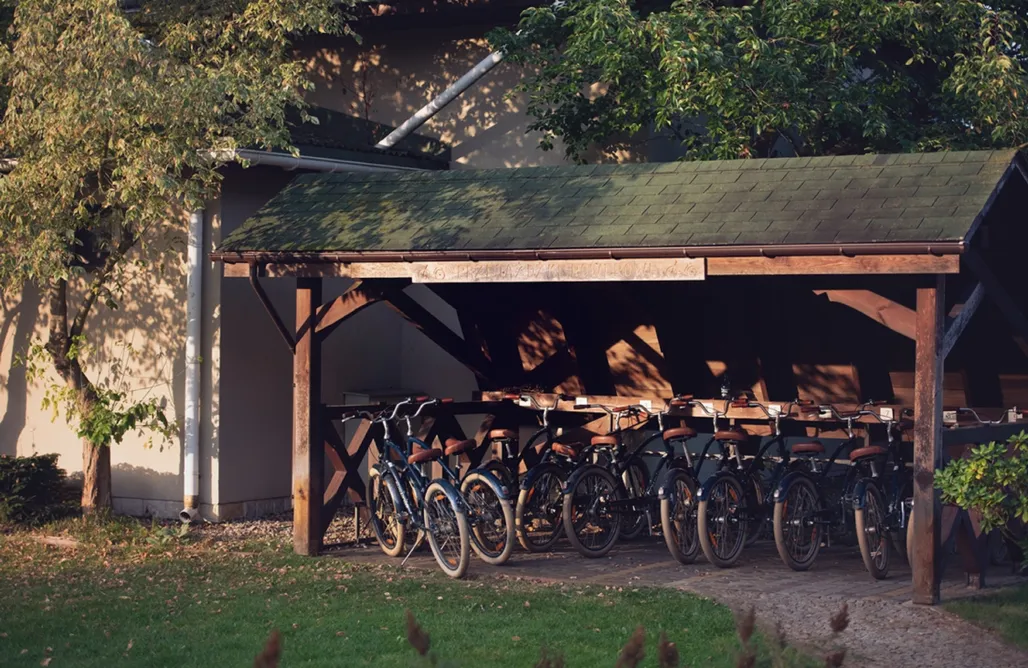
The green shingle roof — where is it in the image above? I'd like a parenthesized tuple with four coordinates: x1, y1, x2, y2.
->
(215, 150, 1020, 256)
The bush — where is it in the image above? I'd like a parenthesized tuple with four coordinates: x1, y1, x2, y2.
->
(936, 431, 1028, 555)
(0, 453, 74, 525)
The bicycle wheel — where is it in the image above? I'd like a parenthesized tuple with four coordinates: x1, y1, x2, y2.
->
(697, 475, 748, 568)
(855, 480, 890, 579)
(660, 468, 700, 564)
(619, 461, 649, 540)
(515, 464, 566, 552)
(461, 471, 515, 566)
(483, 459, 516, 491)
(745, 472, 766, 546)
(773, 475, 823, 571)
(368, 472, 405, 558)
(423, 481, 471, 578)
(563, 466, 622, 558)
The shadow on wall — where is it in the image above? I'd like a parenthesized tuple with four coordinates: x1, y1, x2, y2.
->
(0, 284, 42, 456)
(110, 462, 182, 507)
(303, 27, 573, 169)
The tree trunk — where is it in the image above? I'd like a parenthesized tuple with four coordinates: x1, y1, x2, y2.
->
(82, 437, 111, 514)
(46, 278, 112, 514)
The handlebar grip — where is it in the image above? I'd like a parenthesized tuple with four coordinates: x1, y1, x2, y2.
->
(502, 393, 521, 400)
(794, 399, 816, 407)
(730, 399, 750, 408)
(573, 404, 593, 410)
(439, 397, 453, 404)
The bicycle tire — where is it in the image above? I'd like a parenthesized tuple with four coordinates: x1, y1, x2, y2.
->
(619, 460, 649, 541)
(423, 481, 471, 579)
(855, 480, 891, 580)
(660, 468, 700, 564)
(368, 472, 405, 558)
(515, 464, 566, 552)
(461, 471, 515, 566)
(563, 466, 622, 558)
(697, 474, 748, 568)
(483, 459, 516, 492)
(772, 475, 823, 571)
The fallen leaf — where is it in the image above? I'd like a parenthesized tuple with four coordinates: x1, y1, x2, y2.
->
(512, 636, 521, 642)
(523, 601, 530, 608)
(21, 650, 28, 655)
(40, 659, 51, 667)
(336, 632, 346, 637)
(126, 640, 133, 651)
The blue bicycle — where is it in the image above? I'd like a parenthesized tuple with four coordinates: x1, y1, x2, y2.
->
(346, 397, 471, 578)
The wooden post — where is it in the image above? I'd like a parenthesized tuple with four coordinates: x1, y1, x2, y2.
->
(293, 278, 323, 556)
(912, 277, 944, 604)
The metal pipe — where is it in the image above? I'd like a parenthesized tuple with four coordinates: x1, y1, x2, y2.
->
(375, 50, 506, 150)
(180, 209, 204, 523)
(211, 241, 965, 265)
(225, 149, 422, 173)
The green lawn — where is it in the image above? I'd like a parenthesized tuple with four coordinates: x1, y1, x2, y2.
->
(0, 520, 807, 667)
(945, 584, 1028, 650)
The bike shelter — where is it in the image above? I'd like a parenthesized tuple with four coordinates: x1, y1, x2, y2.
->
(212, 149, 1028, 605)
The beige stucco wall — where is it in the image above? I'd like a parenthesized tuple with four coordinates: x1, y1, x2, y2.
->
(0, 222, 188, 518)
(303, 26, 570, 169)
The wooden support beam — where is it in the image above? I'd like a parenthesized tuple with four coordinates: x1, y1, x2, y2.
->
(941, 282, 985, 360)
(707, 254, 959, 276)
(964, 250, 1028, 358)
(373, 284, 498, 384)
(322, 419, 377, 536)
(293, 278, 323, 556)
(942, 421, 1028, 447)
(912, 277, 945, 605)
(314, 281, 381, 336)
(814, 289, 916, 340)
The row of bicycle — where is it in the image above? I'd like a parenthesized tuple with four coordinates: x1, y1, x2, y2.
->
(342, 393, 918, 579)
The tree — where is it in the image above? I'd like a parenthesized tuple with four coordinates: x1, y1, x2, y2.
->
(491, 0, 1028, 161)
(0, 0, 350, 513)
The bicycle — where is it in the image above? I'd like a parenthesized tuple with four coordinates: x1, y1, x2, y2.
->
(772, 403, 902, 578)
(348, 397, 471, 578)
(560, 401, 699, 558)
(436, 433, 516, 566)
(509, 393, 585, 552)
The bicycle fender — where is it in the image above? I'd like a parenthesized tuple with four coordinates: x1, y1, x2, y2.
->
(519, 462, 564, 493)
(427, 477, 466, 512)
(561, 464, 608, 495)
(465, 467, 512, 500)
(772, 470, 814, 504)
(851, 478, 872, 511)
(695, 470, 737, 503)
(656, 467, 695, 500)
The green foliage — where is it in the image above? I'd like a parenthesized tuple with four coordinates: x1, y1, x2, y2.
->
(936, 432, 1028, 551)
(0, 453, 75, 525)
(492, 0, 1028, 161)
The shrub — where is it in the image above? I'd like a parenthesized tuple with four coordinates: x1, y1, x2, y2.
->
(0, 453, 75, 525)
(936, 431, 1028, 555)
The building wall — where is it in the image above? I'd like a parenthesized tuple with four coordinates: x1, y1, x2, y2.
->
(0, 220, 189, 518)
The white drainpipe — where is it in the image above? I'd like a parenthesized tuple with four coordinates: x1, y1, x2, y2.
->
(180, 209, 204, 523)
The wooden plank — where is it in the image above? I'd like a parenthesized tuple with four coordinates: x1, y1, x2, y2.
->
(814, 289, 916, 340)
(912, 277, 945, 605)
(293, 278, 323, 556)
(708, 254, 960, 276)
(942, 421, 1028, 448)
(225, 258, 704, 281)
(314, 281, 380, 335)
(941, 282, 985, 360)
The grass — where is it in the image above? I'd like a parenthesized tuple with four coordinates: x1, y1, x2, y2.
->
(945, 584, 1028, 650)
(0, 517, 816, 667)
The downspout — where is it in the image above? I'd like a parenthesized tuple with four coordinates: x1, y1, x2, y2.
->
(180, 209, 204, 523)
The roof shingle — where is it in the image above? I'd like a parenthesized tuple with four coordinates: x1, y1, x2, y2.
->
(216, 150, 1020, 255)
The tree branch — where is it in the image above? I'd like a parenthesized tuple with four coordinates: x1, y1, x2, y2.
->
(69, 221, 140, 342)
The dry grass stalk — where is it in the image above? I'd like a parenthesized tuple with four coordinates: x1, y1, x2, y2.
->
(615, 626, 646, 668)
(406, 609, 431, 656)
(253, 630, 280, 668)
(657, 631, 679, 668)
